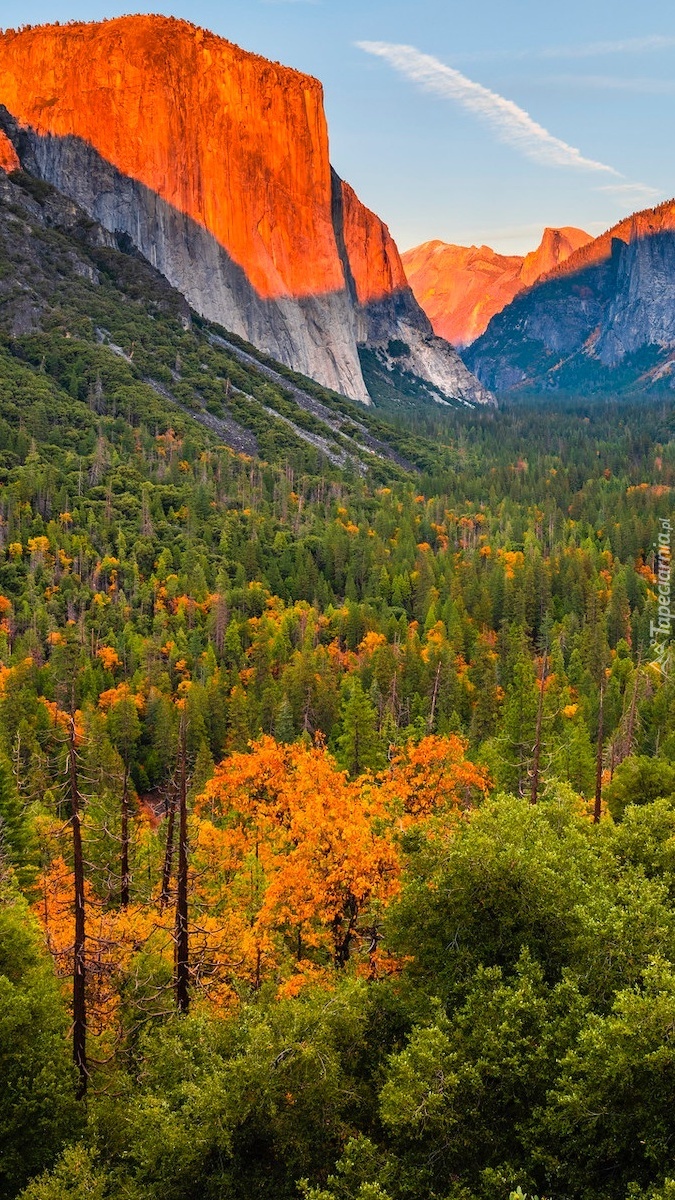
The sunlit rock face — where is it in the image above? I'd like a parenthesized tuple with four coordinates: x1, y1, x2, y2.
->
(0, 128, 18, 172)
(0, 15, 489, 406)
(519, 227, 593, 287)
(339, 179, 409, 307)
(334, 180, 494, 405)
(464, 201, 675, 394)
(402, 227, 591, 348)
(0, 16, 368, 399)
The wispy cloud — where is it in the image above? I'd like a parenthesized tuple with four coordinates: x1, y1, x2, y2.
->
(541, 34, 675, 59)
(596, 181, 664, 205)
(456, 35, 675, 64)
(526, 73, 675, 95)
(357, 42, 619, 174)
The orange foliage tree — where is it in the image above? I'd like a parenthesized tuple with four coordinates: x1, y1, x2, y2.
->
(193, 733, 489, 994)
(31, 730, 490, 1028)
(380, 734, 491, 824)
(194, 736, 400, 986)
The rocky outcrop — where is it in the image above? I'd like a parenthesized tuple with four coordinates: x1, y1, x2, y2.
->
(0, 15, 490, 407)
(402, 227, 591, 348)
(464, 200, 675, 394)
(334, 181, 493, 405)
(338, 179, 409, 308)
(0, 128, 18, 172)
(519, 227, 592, 287)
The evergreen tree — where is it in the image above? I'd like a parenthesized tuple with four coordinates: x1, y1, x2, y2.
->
(274, 695, 295, 745)
(495, 646, 538, 795)
(0, 755, 33, 886)
(0, 885, 83, 1199)
(190, 739, 215, 800)
(336, 680, 385, 777)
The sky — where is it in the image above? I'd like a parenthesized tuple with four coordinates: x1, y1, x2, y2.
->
(3, 0, 675, 254)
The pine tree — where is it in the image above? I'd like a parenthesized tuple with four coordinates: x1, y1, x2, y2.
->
(223, 621, 243, 669)
(175, 717, 190, 1014)
(190, 739, 215, 800)
(274, 695, 295, 745)
(469, 640, 501, 744)
(68, 717, 87, 1099)
(0, 753, 33, 882)
(336, 680, 385, 777)
(495, 649, 538, 796)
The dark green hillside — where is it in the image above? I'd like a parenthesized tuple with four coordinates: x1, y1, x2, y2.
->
(0, 168, 435, 482)
(4, 164, 675, 1200)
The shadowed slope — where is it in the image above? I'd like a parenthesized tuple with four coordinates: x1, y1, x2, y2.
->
(0, 15, 490, 407)
(465, 201, 675, 395)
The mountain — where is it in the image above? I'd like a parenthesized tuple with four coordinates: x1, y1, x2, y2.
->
(0, 158, 447, 478)
(401, 242, 524, 348)
(518, 226, 594, 287)
(0, 16, 490, 408)
(464, 199, 675, 395)
(401, 227, 591, 348)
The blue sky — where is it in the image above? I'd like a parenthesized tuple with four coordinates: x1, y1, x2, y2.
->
(4, 0, 675, 253)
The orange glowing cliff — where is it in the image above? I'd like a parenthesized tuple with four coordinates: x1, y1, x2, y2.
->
(402, 227, 592, 347)
(339, 180, 409, 307)
(0, 16, 490, 405)
(0, 128, 18, 173)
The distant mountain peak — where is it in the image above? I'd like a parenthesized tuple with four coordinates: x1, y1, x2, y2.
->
(402, 226, 592, 348)
(464, 196, 675, 396)
(520, 227, 593, 287)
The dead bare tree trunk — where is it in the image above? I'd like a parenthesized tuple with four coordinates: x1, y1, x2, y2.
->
(69, 717, 87, 1099)
(159, 787, 176, 913)
(594, 681, 605, 825)
(625, 657, 642, 762)
(175, 718, 190, 1014)
(120, 763, 130, 909)
(428, 661, 442, 732)
(530, 653, 548, 806)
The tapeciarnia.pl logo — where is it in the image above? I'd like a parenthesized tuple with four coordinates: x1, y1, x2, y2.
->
(651, 518, 673, 669)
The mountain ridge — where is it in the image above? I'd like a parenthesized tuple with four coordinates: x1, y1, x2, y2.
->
(0, 15, 491, 408)
(464, 195, 675, 395)
(402, 226, 591, 348)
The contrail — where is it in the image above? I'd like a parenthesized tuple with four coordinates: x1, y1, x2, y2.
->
(357, 41, 620, 174)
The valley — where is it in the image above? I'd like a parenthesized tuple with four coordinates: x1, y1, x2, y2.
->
(1, 14, 675, 1200)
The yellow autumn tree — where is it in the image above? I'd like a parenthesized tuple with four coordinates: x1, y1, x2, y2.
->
(194, 736, 400, 989)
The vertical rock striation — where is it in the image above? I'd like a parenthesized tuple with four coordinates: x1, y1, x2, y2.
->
(0, 16, 489, 406)
(464, 200, 675, 394)
(336, 180, 493, 405)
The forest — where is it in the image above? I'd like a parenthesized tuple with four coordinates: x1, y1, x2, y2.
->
(3, 166, 675, 1200)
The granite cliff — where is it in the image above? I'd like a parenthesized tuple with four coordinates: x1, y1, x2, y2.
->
(0, 16, 489, 406)
(402, 227, 591, 348)
(464, 199, 675, 395)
